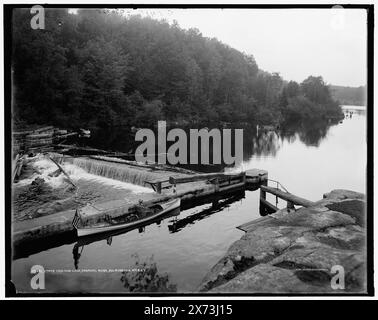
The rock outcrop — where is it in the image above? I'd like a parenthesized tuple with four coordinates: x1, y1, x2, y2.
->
(199, 189, 366, 293)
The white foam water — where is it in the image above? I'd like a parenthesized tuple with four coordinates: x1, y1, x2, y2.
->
(15, 156, 66, 188)
(64, 157, 159, 187)
(15, 155, 153, 194)
(64, 163, 153, 193)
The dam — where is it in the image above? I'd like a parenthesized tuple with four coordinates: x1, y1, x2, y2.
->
(12, 153, 268, 252)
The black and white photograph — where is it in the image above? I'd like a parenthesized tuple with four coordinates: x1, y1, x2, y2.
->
(2, 2, 373, 298)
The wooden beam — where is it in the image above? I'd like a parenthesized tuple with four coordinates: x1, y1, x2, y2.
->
(260, 185, 315, 207)
(54, 132, 78, 139)
(12, 154, 20, 182)
(33, 126, 54, 133)
(55, 144, 111, 154)
(48, 156, 77, 189)
(169, 172, 245, 185)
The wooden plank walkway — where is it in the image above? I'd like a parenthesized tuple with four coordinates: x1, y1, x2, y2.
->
(238, 186, 316, 232)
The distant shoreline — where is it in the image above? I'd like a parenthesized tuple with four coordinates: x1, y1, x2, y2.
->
(341, 105, 366, 110)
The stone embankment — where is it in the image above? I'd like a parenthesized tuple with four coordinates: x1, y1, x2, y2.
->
(199, 189, 366, 293)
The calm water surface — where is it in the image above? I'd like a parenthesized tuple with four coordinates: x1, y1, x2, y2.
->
(12, 106, 366, 293)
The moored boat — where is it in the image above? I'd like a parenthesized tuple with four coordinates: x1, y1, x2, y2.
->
(73, 198, 181, 237)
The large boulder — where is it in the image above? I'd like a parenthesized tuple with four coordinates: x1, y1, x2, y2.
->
(325, 199, 366, 227)
(210, 264, 326, 293)
(209, 225, 366, 293)
(323, 189, 365, 201)
(198, 225, 311, 291)
(199, 189, 367, 293)
(271, 207, 356, 229)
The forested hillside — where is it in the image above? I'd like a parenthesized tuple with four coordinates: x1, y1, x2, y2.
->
(330, 85, 366, 106)
(12, 8, 343, 129)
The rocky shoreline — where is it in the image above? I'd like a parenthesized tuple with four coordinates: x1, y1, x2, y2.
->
(199, 189, 366, 293)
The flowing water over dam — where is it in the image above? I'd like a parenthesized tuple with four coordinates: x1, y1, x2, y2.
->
(64, 157, 161, 186)
(12, 156, 154, 222)
(12, 106, 366, 293)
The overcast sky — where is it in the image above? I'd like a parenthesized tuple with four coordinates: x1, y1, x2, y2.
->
(123, 8, 367, 87)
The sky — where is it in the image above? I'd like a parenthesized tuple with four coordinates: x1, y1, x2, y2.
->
(122, 8, 367, 87)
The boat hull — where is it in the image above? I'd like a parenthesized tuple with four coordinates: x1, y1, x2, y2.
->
(76, 198, 181, 237)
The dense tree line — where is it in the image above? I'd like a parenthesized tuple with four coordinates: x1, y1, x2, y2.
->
(12, 8, 343, 129)
(330, 85, 366, 106)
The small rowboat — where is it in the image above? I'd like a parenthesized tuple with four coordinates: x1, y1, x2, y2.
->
(73, 198, 181, 237)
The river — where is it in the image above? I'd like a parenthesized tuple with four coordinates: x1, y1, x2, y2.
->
(12, 105, 366, 293)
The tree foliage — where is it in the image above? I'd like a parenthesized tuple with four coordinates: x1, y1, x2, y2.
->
(12, 8, 343, 129)
(330, 85, 366, 106)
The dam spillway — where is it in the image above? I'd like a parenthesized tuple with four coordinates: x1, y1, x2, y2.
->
(61, 156, 181, 187)
(13, 153, 268, 249)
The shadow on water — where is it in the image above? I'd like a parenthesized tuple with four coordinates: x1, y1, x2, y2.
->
(13, 208, 180, 261)
(259, 199, 279, 216)
(72, 191, 246, 269)
(12, 109, 365, 292)
(72, 208, 181, 270)
(168, 192, 245, 233)
(14, 118, 339, 261)
(65, 190, 247, 293)
(13, 230, 77, 261)
(13, 189, 247, 261)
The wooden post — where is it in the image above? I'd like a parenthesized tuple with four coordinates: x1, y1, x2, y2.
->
(49, 156, 77, 188)
(286, 201, 295, 210)
(242, 171, 246, 185)
(259, 179, 268, 215)
(16, 156, 24, 177)
(260, 179, 267, 201)
(214, 178, 219, 192)
(156, 182, 162, 194)
(12, 154, 20, 182)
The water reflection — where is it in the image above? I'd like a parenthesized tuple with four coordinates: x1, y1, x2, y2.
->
(71, 208, 180, 269)
(168, 192, 245, 233)
(120, 254, 177, 292)
(242, 119, 340, 159)
(12, 108, 365, 293)
(14, 187, 248, 262)
(279, 120, 334, 147)
(70, 191, 246, 269)
(83, 118, 342, 171)
(245, 128, 280, 158)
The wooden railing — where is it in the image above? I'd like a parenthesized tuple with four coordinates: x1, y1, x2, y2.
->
(260, 184, 315, 210)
